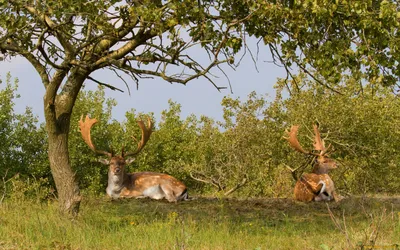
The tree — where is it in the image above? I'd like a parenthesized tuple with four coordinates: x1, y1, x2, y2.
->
(0, 0, 249, 216)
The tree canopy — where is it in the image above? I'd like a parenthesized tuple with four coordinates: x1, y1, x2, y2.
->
(1, 1, 399, 92)
(0, 0, 245, 90)
(233, 0, 400, 93)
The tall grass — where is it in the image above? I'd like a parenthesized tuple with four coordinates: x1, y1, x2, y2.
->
(0, 196, 399, 249)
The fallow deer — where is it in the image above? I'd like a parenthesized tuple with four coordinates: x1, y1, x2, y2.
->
(79, 115, 189, 202)
(284, 124, 341, 202)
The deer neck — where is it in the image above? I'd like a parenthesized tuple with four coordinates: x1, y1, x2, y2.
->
(106, 169, 128, 198)
(312, 164, 329, 174)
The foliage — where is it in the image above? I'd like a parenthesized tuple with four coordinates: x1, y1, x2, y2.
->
(233, 0, 400, 91)
(185, 93, 289, 197)
(2, 73, 400, 198)
(2, 1, 400, 91)
(0, 0, 244, 89)
(0, 73, 17, 178)
(0, 74, 50, 199)
(134, 101, 196, 180)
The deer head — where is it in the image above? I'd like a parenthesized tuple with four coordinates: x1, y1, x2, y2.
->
(78, 115, 153, 176)
(284, 124, 337, 174)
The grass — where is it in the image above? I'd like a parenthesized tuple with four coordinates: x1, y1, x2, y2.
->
(0, 195, 399, 249)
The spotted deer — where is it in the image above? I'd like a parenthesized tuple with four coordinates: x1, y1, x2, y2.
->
(79, 115, 189, 202)
(284, 124, 341, 202)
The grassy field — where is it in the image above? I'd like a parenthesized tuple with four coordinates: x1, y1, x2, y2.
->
(0, 195, 399, 250)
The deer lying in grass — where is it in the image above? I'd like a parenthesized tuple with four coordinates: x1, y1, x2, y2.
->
(284, 124, 341, 202)
(79, 115, 189, 202)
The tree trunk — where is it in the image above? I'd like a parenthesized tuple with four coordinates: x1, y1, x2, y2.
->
(47, 124, 81, 217)
(44, 70, 86, 217)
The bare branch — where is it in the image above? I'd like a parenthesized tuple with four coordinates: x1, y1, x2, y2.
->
(109, 68, 131, 95)
(190, 172, 222, 190)
(224, 175, 247, 196)
(87, 76, 124, 92)
(269, 43, 298, 93)
(217, 64, 233, 94)
(109, 57, 230, 90)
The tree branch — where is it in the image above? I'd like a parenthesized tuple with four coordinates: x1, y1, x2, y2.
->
(86, 75, 124, 92)
(190, 172, 222, 190)
(93, 27, 151, 69)
(17, 2, 76, 57)
(110, 57, 229, 90)
(224, 175, 247, 196)
(36, 29, 69, 70)
(0, 40, 50, 87)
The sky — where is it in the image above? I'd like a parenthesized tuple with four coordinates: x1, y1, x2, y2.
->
(0, 41, 286, 123)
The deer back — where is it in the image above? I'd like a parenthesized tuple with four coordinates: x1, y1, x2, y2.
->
(120, 172, 187, 200)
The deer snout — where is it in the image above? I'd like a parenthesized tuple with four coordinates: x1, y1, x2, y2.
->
(331, 162, 338, 169)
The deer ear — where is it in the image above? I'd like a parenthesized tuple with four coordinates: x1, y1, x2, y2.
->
(125, 158, 135, 165)
(98, 158, 110, 165)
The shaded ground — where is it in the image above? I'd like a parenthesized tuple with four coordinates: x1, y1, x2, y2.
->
(82, 195, 400, 232)
(85, 195, 400, 219)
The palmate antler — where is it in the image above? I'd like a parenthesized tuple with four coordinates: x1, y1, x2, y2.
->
(312, 124, 332, 156)
(79, 115, 113, 157)
(284, 125, 310, 155)
(284, 124, 331, 157)
(284, 124, 332, 180)
(79, 115, 153, 158)
(123, 117, 153, 157)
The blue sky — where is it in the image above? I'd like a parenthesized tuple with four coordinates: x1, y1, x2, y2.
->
(0, 42, 286, 123)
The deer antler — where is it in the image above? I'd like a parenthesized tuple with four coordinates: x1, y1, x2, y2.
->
(313, 124, 325, 153)
(312, 124, 333, 156)
(123, 117, 153, 157)
(285, 124, 332, 157)
(79, 115, 112, 157)
(284, 125, 309, 154)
